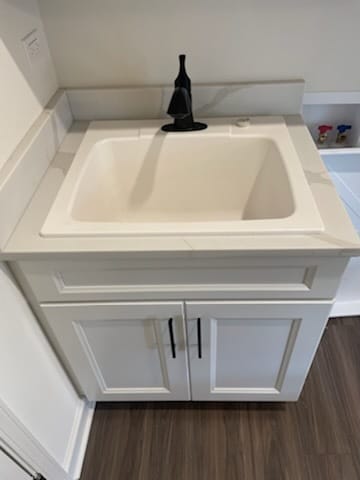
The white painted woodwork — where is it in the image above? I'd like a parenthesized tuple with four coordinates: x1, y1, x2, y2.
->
(0, 394, 84, 480)
(331, 256, 360, 316)
(0, 450, 29, 480)
(41, 302, 190, 401)
(40, 299, 332, 402)
(16, 256, 347, 303)
(186, 301, 331, 401)
(0, 263, 89, 480)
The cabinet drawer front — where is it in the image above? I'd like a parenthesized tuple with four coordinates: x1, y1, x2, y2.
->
(16, 256, 347, 302)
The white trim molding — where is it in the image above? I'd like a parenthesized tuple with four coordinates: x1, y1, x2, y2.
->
(331, 301, 360, 317)
(63, 401, 95, 479)
(0, 397, 94, 480)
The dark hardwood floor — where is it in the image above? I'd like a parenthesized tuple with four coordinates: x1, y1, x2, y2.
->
(81, 317, 360, 480)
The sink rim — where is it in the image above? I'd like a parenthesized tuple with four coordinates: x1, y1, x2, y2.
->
(40, 116, 324, 238)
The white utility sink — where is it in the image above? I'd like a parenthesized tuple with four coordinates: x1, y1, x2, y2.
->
(41, 117, 323, 237)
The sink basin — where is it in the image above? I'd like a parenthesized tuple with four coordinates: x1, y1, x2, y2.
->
(41, 117, 323, 237)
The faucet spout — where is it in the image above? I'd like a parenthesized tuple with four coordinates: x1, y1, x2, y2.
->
(162, 55, 207, 132)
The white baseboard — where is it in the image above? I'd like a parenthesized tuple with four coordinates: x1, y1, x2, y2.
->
(64, 400, 95, 480)
(331, 301, 360, 317)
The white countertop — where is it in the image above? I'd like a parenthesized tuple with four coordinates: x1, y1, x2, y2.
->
(2, 116, 360, 260)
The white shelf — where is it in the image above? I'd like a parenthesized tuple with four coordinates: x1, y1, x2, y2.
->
(318, 147, 360, 156)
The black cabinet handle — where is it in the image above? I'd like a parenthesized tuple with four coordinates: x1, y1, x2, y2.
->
(168, 318, 176, 358)
(197, 318, 202, 359)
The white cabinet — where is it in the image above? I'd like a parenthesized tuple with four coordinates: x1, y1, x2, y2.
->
(41, 299, 331, 402)
(186, 301, 331, 401)
(17, 256, 348, 302)
(0, 451, 29, 480)
(42, 302, 190, 401)
(17, 251, 337, 403)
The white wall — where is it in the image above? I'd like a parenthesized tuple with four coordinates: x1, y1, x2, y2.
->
(0, 0, 58, 170)
(0, 263, 83, 468)
(0, 2, 86, 475)
(39, 0, 360, 92)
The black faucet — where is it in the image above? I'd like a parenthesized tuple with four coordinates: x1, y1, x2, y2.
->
(162, 55, 207, 132)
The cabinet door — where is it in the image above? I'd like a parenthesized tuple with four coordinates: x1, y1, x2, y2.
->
(42, 302, 190, 401)
(0, 452, 29, 480)
(186, 301, 331, 401)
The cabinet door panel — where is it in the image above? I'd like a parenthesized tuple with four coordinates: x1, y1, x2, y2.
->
(212, 318, 295, 389)
(186, 301, 331, 401)
(42, 302, 190, 401)
(75, 319, 169, 389)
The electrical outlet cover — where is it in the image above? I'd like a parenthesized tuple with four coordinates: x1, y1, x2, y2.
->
(22, 29, 42, 65)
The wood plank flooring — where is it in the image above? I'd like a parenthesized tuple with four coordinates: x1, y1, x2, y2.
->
(81, 317, 360, 480)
